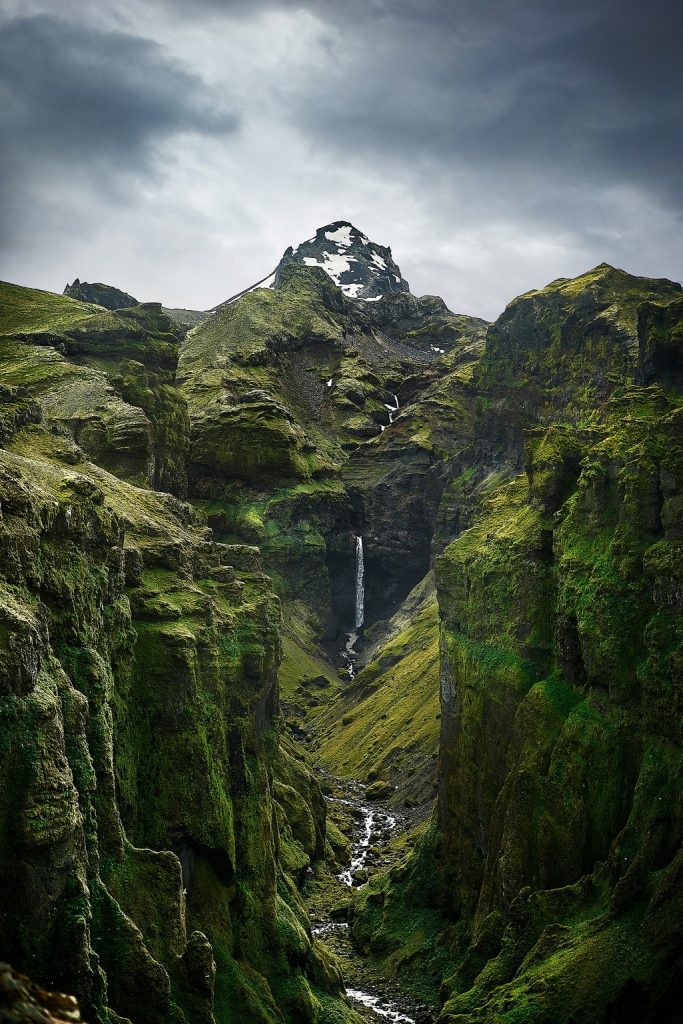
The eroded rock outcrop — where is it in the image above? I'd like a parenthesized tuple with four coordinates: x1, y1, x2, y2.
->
(353, 265, 683, 1023)
(0, 283, 189, 495)
(0, 285, 359, 1024)
(64, 280, 139, 311)
(0, 962, 84, 1024)
(179, 254, 485, 640)
(5, 246, 683, 1024)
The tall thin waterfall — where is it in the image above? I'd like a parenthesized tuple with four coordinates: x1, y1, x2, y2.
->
(354, 536, 365, 630)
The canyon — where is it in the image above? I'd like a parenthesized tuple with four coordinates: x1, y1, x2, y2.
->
(0, 222, 681, 1024)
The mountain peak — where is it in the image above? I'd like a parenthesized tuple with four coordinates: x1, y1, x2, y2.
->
(275, 222, 411, 301)
(64, 278, 139, 310)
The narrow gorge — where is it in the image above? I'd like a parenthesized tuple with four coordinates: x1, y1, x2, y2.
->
(0, 221, 681, 1024)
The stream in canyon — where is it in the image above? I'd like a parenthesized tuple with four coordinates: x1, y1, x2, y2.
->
(380, 393, 400, 432)
(315, 408, 432, 1022)
(309, 780, 432, 1024)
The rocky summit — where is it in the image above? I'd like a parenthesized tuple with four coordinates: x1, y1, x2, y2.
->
(64, 278, 140, 311)
(0, 230, 682, 1024)
(275, 221, 411, 300)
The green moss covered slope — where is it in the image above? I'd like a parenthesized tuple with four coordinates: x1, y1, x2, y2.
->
(0, 281, 360, 1024)
(353, 265, 683, 1023)
(2, 253, 682, 1024)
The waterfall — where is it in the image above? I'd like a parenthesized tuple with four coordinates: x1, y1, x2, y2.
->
(341, 536, 365, 677)
(384, 393, 400, 425)
(354, 536, 365, 630)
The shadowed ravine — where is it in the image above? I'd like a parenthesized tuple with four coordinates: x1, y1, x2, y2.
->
(308, 779, 428, 1023)
(327, 532, 419, 1019)
(305, 388, 434, 1019)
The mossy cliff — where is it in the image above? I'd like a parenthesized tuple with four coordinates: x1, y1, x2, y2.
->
(177, 262, 485, 637)
(343, 318, 486, 621)
(174, 256, 487, 811)
(313, 573, 441, 808)
(0, 283, 359, 1024)
(0, 282, 189, 495)
(353, 266, 683, 1022)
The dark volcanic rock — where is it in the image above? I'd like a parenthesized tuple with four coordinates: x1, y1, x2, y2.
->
(0, 962, 84, 1024)
(0, 278, 354, 1024)
(64, 278, 140, 310)
(275, 220, 410, 300)
(8, 242, 682, 1024)
(365, 780, 393, 800)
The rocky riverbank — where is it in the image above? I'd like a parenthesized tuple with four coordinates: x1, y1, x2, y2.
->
(305, 776, 435, 1024)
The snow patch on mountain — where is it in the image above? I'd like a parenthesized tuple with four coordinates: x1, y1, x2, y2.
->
(303, 252, 358, 283)
(276, 220, 410, 301)
(223, 221, 411, 306)
(325, 224, 354, 247)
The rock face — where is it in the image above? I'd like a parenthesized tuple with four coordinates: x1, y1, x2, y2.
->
(353, 264, 683, 1023)
(179, 254, 485, 641)
(275, 221, 410, 301)
(0, 281, 358, 1024)
(0, 283, 189, 496)
(64, 279, 140, 310)
(343, 327, 485, 621)
(0, 962, 84, 1024)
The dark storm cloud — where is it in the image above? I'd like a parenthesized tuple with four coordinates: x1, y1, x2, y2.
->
(0, 13, 238, 226)
(282, 0, 683, 211)
(0, 0, 680, 316)
(146, 0, 683, 216)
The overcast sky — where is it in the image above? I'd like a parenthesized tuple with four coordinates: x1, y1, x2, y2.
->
(0, 0, 681, 320)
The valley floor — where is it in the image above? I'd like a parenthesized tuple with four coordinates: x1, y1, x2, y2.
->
(304, 773, 435, 1024)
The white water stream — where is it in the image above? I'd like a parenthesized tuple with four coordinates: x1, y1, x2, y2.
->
(346, 989, 416, 1023)
(326, 790, 415, 1023)
(385, 393, 400, 424)
(337, 798, 397, 888)
(380, 393, 400, 433)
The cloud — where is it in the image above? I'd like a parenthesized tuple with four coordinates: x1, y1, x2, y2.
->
(0, 13, 238, 239)
(0, 14, 238, 150)
(0, 1, 680, 320)
(285, 0, 683, 205)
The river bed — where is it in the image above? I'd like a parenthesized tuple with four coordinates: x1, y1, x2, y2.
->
(308, 778, 433, 1024)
